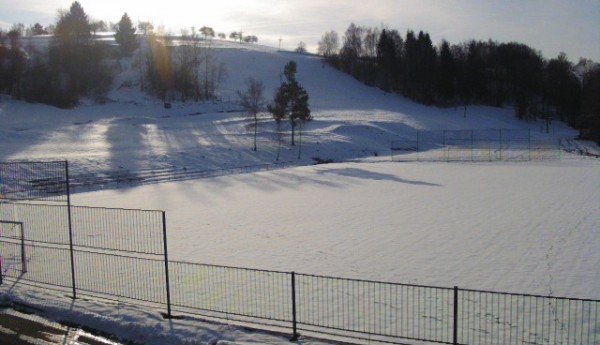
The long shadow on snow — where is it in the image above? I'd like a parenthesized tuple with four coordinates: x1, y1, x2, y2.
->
(104, 120, 148, 183)
(316, 167, 441, 187)
(170, 165, 439, 205)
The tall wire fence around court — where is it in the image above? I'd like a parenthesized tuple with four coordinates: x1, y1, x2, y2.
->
(391, 129, 562, 162)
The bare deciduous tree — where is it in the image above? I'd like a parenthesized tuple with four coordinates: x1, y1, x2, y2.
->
(295, 41, 307, 54)
(138, 21, 154, 35)
(200, 26, 215, 40)
(317, 30, 339, 57)
(237, 77, 265, 151)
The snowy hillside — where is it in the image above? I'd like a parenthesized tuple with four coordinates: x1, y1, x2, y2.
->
(2, 40, 598, 295)
(0, 40, 585, 184)
(1, 39, 599, 345)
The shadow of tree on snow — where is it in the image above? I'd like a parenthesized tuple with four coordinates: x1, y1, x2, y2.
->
(316, 167, 441, 187)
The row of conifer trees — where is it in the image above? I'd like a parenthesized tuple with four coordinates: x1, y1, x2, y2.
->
(320, 24, 600, 142)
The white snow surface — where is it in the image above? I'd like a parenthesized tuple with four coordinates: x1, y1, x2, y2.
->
(74, 160, 600, 300)
(0, 284, 329, 345)
(1, 40, 599, 344)
(0, 40, 585, 177)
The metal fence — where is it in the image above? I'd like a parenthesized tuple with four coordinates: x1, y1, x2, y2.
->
(0, 202, 165, 254)
(0, 200, 170, 309)
(68, 161, 296, 193)
(0, 162, 599, 345)
(456, 288, 599, 345)
(169, 261, 293, 328)
(391, 129, 562, 162)
(0, 161, 69, 202)
(2, 229, 597, 345)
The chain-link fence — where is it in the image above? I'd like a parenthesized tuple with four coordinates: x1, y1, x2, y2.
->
(391, 129, 562, 162)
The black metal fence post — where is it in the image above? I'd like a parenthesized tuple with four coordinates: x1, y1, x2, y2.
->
(20, 223, 27, 273)
(471, 130, 474, 162)
(416, 131, 420, 162)
(499, 129, 503, 160)
(290, 271, 299, 341)
(453, 286, 458, 345)
(528, 128, 532, 161)
(65, 161, 77, 299)
(0, 257, 3, 285)
(162, 211, 172, 318)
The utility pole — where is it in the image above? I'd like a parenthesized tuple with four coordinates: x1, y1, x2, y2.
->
(278, 37, 282, 51)
(239, 29, 243, 43)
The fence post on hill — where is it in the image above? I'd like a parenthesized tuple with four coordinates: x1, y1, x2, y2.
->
(416, 131, 420, 162)
(0, 257, 3, 285)
(453, 286, 458, 345)
(528, 128, 531, 161)
(162, 211, 173, 318)
(499, 129, 503, 160)
(290, 271, 299, 341)
(65, 161, 77, 299)
(471, 130, 474, 161)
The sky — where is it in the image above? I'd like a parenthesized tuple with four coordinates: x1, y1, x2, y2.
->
(1, 0, 599, 61)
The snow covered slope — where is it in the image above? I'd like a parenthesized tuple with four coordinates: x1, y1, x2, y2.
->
(0, 40, 584, 182)
(1, 39, 598, 344)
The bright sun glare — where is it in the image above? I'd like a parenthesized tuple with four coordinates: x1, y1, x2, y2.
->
(87, 0, 282, 33)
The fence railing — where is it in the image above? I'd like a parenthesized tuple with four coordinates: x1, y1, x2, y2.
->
(456, 288, 599, 345)
(0, 161, 68, 202)
(1, 238, 598, 345)
(1, 199, 598, 345)
(391, 129, 562, 162)
(68, 161, 295, 192)
(0, 202, 165, 254)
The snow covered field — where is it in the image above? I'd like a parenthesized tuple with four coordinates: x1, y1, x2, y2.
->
(1, 39, 599, 344)
(74, 159, 600, 300)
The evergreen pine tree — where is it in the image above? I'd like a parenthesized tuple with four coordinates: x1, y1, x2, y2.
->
(268, 61, 311, 146)
(114, 13, 138, 57)
(376, 29, 397, 91)
(402, 30, 418, 98)
(544, 53, 581, 122)
(47, 1, 113, 107)
(51, 1, 93, 105)
(437, 40, 455, 104)
(580, 66, 600, 142)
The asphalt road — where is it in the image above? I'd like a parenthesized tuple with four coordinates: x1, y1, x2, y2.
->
(0, 307, 122, 345)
